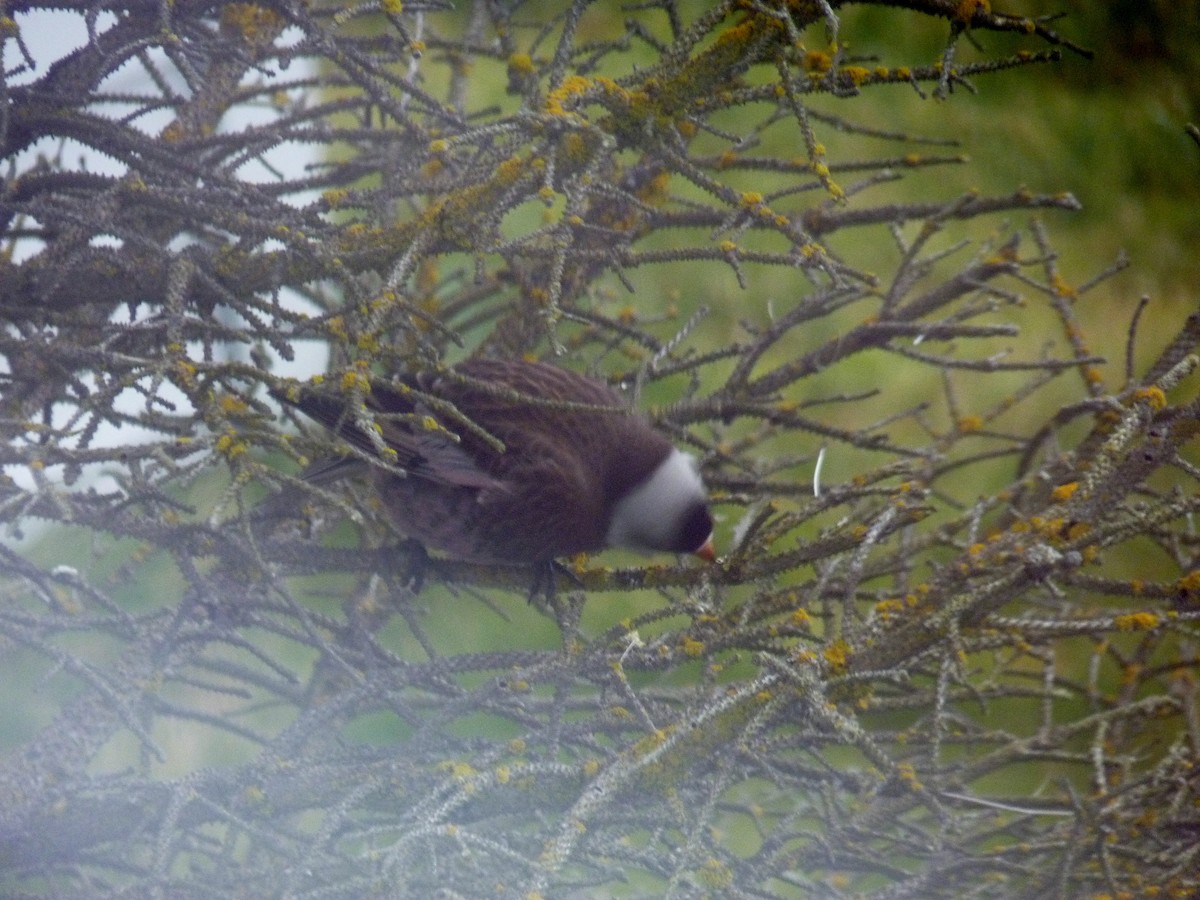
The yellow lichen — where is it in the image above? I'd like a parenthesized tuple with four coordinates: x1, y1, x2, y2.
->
(1176, 570, 1200, 596)
(958, 415, 984, 433)
(698, 858, 734, 889)
(508, 52, 534, 74)
(842, 65, 870, 86)
(214, 431, 248, 460)
(1051, 482, 1079, 502)
(218, 394, 250, 415)
(897, 761, 924, 790)
(495, 155, 525, 185)
(803, 50, 832, 75)
(219, 3, 283, 46)
(340, 368, 370, 393)
(544, 75, 592, 116)
(1050, 273, 1076, 298)
(438, 760, 478, 780)
(1114, 612, 1160, 632)
(1132, 386, 1167, 411)
(823, 639, 850, 671)
(953, 0, 990, 25)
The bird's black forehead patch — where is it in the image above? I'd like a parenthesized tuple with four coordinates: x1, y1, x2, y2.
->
(678, 501, 714, 554)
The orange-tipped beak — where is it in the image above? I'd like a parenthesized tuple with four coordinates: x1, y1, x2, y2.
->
(694, 536, 716, 563)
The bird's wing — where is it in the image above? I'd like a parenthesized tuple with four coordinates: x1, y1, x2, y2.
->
(398, 424, 506, 491)
(275, 382, 503, 491)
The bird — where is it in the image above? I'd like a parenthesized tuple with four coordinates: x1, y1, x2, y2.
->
(275, 358, 715, 569)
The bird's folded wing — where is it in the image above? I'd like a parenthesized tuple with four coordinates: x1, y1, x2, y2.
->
(276, 384, 502, 491)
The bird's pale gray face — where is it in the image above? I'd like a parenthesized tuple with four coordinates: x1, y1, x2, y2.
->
(605, 448, 714, 557)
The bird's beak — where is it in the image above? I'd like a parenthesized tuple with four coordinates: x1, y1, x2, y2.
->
(694, 536, 716, 563)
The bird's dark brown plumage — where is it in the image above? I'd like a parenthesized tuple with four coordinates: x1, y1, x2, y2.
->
(279, 359, 713, 565)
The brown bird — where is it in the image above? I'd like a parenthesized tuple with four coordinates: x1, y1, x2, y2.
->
(278, 359, 715, 567)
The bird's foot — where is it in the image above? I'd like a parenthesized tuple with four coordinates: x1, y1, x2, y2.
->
(385, 538, 430, 593)
(527, 559, 583, 607)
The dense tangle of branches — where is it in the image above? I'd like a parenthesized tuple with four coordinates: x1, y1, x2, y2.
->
(1, 1, 1197, 897)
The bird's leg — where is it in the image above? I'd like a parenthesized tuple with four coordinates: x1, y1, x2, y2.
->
(527, 560, 558, 606)
(386, 538, 429, 593)
(527, 559, 583, 607)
